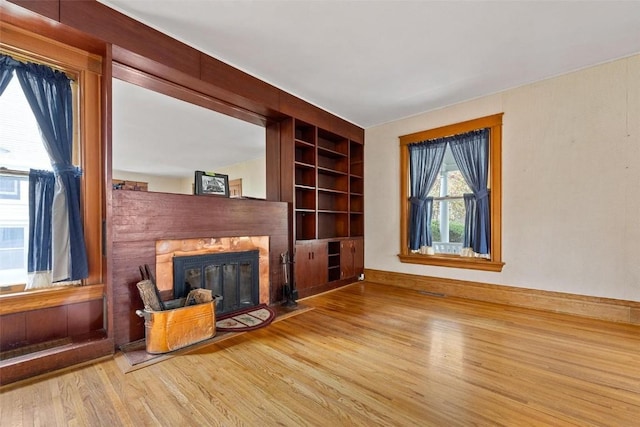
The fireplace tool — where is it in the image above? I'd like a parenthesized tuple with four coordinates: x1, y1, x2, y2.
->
(280, 251, 298, 307)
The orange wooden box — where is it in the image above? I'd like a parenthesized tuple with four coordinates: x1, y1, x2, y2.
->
(139, 301, 216, 354)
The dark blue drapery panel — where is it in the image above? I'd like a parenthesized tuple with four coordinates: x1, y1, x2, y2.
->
(450, 129, 490, 254)
(0, 54, 19, 96)
(408, 141, 446, 250)
(16, 62, 88, 281)
(462, 193, 476, 248)
(28, 170, 54, 274)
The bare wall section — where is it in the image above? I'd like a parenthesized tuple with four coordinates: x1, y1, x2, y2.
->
(365, 54, 640, 302)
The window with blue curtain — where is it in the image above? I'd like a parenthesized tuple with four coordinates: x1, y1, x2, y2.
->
(408, 129, 490, 257)
(400, 114, 504, 272)
(0, 52, 88, 289)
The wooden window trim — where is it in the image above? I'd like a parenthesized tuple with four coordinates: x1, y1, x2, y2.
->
(0, 22, 103, 294)
(398, 113, 504, 272)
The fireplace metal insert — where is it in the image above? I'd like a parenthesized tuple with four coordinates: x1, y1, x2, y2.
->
(173, 250, 259, 316)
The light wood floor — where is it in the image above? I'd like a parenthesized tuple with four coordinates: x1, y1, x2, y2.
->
(1, 282, 639, 426)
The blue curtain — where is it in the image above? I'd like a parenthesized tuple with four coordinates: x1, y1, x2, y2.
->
(28, 170, 55, 279)
(408, 141, 446, 250)
(0, 54, 19, 96)
(450, 129, 490, 254)
(16, 62, 88, 282)
(462, 193, 476, 248)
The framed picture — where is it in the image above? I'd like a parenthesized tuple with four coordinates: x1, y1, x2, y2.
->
(194, 171, 230, 197)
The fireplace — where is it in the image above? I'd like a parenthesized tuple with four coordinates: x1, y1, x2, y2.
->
(173, 250, 260, 316)
(155, 235, 270, 314)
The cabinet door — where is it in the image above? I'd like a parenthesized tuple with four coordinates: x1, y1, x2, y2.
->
(341, 238, 364, 279)
(340, 240, 355, 279)
(294, 241, 327, 290)
(352, 238, 364, 276)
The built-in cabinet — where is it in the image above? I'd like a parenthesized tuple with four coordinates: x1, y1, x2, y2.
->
(293, 240, 328, 290)
(282, 118, 364, 297)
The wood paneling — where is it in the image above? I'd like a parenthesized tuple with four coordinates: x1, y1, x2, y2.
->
(26, 306, 68, 343)
(3, 2, 105, 55)
(7, 0, 59, 21)
(0, 312, 26, 351)
(59, 0, 201, 79)
(0, 297, 105, 350)
(200, 54, 281, 115)
(67, 299, 104, 336)
(265, 121, 282, 202)
(111, 190, 289, 346)
(365, 268, 640, 325)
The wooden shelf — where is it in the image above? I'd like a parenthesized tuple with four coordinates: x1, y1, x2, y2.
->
(317, 146, 348, 158)
(317, 164, 348, 176)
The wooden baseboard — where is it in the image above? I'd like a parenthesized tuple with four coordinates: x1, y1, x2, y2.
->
(364, 269, 640, 325)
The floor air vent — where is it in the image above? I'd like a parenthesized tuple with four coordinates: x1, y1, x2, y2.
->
(417, 290, 446, 298)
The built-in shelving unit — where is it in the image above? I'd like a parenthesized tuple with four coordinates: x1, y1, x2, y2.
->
(283, 117, 365, 297)
(288, 119, 364, 241)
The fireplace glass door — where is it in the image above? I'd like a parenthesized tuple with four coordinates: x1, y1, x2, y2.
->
(173, 250, 259, 315)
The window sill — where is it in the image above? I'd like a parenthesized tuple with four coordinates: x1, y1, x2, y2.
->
(398, 253, 505, 272)
(0, 284, 104, 316)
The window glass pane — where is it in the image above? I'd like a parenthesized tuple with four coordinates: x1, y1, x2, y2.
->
(431, 199, 465, 254)
(0, 226, 26, 284)
(0, 175, 21, 199)
(428, 146, 471, 198)
(0, 74, 52, 171)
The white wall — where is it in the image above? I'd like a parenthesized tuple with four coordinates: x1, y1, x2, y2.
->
(365, 54, 640, 302)
(112, 170, 192, 194)
(216, 156, 266, 199)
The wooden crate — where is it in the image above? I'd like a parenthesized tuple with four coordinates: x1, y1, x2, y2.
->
(138, 300, 216, 354)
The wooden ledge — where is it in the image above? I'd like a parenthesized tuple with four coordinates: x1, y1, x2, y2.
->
(0, 284, 104, 316)
(398, 253, 505, 272)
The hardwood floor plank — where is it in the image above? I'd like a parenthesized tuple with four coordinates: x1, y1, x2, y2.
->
(1, 281, 639, 426)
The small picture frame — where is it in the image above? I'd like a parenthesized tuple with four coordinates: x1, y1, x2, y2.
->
(194, 171, 229, 197)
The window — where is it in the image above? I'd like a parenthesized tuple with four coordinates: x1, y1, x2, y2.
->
(427, 147, 471, 255)
(0, 176, 21, 199)
(0, 69, 55, 287)
(399, 114, 504, 272)
(0, 22, 103, 291)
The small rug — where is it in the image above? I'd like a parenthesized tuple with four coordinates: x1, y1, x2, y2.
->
(216, 304, 276, 332)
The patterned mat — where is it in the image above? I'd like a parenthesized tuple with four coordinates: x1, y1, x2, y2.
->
(216, 304, 276, 332)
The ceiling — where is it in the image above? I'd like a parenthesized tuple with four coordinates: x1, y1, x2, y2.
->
(100, 0, 640, 129)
